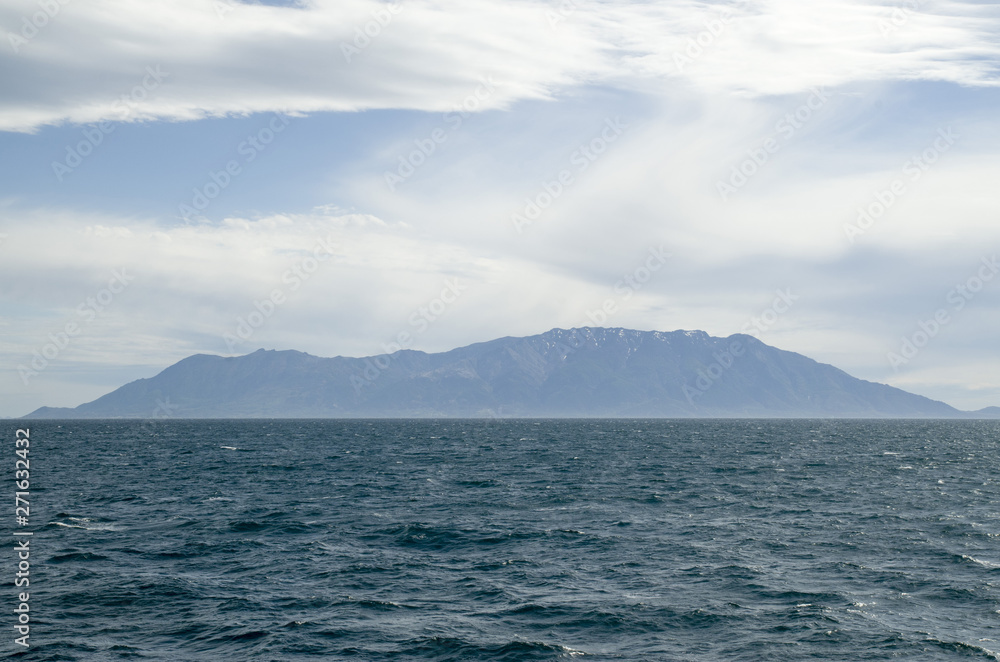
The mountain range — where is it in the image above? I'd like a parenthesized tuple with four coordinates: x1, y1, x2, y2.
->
(23, 327, 1000, 419)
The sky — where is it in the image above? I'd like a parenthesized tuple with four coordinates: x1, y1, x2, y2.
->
(2, 0, 1000, 417)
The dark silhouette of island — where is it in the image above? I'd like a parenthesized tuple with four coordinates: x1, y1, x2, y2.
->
(23, 328, 1000, 419)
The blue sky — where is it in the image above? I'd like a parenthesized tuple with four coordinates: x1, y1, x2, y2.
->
(2, 0, 1000, 417)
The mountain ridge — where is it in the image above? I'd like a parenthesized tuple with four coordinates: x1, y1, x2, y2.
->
(22, 327, 999, 419)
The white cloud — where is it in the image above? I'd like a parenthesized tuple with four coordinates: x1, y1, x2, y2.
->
(1, 0, 999, 132)
(0, 0, 603, 132)
(0, 208, 594, 363)
(3, 0, 1000, 416)
(3, 162, 1000, 415)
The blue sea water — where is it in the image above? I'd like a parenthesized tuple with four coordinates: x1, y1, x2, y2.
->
(8, 419, 1000, 660)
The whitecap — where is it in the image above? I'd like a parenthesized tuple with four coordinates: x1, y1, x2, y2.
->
(962, 554, 1000, 568)
(51, 521, 120, 531)
(51, 521, 86, 529)
(84, 522, 120, 531)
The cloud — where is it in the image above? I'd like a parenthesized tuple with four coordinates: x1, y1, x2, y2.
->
(3, 163, 1000, 414)
(3, 0, 1000, 416)
(602, 0, 1000, 95)
(0, 0, 604, 132)
(0, 208, 578, 363)
(2, 0, 999, 132)
(336, 82, 1000, 268)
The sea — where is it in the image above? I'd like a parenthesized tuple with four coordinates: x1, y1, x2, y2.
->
(8, 418, 1000, 661)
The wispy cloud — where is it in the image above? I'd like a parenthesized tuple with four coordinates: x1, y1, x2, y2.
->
(2, 0, 1000, 416)
(1, 0, 999, 132)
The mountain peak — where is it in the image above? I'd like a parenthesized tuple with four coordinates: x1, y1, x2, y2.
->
(22, 328, 997, 419)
